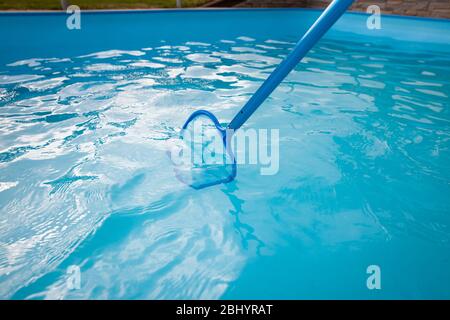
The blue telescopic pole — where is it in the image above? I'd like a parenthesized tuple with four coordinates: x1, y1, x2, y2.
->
(227, 0, 354, 131)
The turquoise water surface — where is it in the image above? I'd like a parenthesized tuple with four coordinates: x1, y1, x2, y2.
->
(0, 9, 449, 299)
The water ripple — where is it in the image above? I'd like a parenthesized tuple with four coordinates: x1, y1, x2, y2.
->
(1, 36, 449, 299)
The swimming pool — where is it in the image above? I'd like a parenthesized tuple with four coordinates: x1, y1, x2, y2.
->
(0, 9, 449, 299)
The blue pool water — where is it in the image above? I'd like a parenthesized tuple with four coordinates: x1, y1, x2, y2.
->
(0, 9, 449, 299)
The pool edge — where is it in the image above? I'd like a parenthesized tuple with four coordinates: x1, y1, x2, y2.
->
(0, 8, 449, 23)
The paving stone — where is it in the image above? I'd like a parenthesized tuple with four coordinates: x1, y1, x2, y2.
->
(236, 0, 450, 19)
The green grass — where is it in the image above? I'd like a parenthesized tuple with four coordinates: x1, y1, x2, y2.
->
(0, 0, 211, 10)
